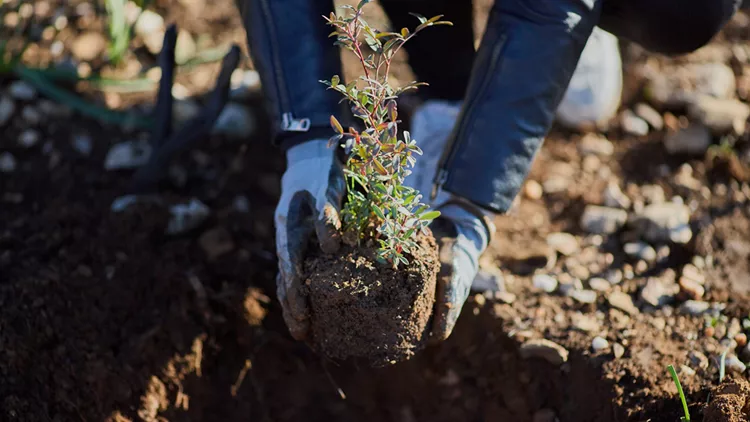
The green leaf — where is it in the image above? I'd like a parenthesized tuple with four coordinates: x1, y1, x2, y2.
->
(372, 204, 386, 220)
(330, 115, 344, 134)
(408, 12, 427, 24)
(357, 0, 372, 10)
(331, 75, 340, 87)
(421, 210, 441, 221)
(375, 31, 401, 39)
(427, 15, 445, 24)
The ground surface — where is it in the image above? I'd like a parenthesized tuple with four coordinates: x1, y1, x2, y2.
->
(3, 0, 750, 421)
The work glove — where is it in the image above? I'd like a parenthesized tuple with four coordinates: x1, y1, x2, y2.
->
(275, 139, 345, 340)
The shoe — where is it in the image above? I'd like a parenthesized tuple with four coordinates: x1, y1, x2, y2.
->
(556, 27, 623, 129)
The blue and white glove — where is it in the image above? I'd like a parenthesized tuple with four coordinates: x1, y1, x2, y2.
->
(405, 100, 496, 341)
(274, 140, 345, 340)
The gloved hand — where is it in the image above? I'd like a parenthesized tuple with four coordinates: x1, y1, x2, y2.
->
(429, 200, 494, 341)
(275, 139, 345, 340)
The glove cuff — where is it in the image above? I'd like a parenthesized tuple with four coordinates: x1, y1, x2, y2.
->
(437, 197, 496, 250)
(286, 138, 334, 164)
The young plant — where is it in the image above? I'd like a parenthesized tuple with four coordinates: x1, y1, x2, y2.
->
(321, 1, 451, 266)
(105, 0, 153, 65)
(667, 364, 691, 422)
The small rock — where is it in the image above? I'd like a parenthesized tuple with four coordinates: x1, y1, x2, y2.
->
(629, 202, 692, 244)
(624, 242, 657, 262)
(212, 103, 255, 140)
(199, 227, 235, 259)
(104, 140, 152, 170)
(682, 264, 705, 284)
(494, 291, 516, 304)
(664, 124, 712, 155)
(472, 268, 506, 293)
(620, 110, 649, 136)
(688, 351, 709, 370)
(592, 336, 609, 352)
(693, 62, 736, 99)
(0, 152, 17, 173)
(533, 274, 558, 293)
(588, 277, 611, 292)
(175, 30, 197, 64)
(725, 355, 747, 374)
(21, 106, 41, 125)
(640, 278, 678, 307)
(680, 300, 711, 316)
(524, 180, 543, 200)
(172, 99, 201, 124)
(736, 333, 748, 348)
(558, 276, 583, 296)
(604, 182, 631, 209)
(572, 313, 600, 332)
(232, 195, 250, 213)
(111, 195, 142, 212)
(634, 103, 664, 130)
(571, 289, 597, 304)
(135, 10, 167, 55)
(578, 133, 614, 156)
(580, 206, 628, 234)
(8, 80, 36, 100)
(166, 198, 210, 235)
(582, 155, 601, 173)
(37, 99, 71, 118)
(640, 185, 666, 204)
(18, 130, 40, 148)
(608, 291, 638, 315)
(71, 133, 93, 156)
(0, 96, 15, 126)
(605, 269, 623, 285)
(688, 96, 750, 135)
(679, 277, 705, 300)
(519, 339, 569, 366)
(532, 409, 557, 422)
(546, 232, 579, 256)
(680, 365, 696, 377)
(613, 343, 625, 359)
(71, 31, 107, 61)
(542, 176, 569, 194)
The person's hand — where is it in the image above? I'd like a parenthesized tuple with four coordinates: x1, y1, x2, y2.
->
(275, 140, 345, 340)
(429, 201, 494, 341)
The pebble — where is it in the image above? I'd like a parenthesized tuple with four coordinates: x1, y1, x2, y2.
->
(588, 277, 611, 292)
(134, 10, 166, 55)
(524, 180, 544, 200)
(742, 344, 750, 363)
(689, 351, 709, 370)
(736, 333, 748, 348)
(692, 62, 737, 99)
(613, 343, 625, 359)
(604, 182, 631, 209)
(199, 227, 235, 259)
(664, 124, 712, 155)
(546, 232, 579, 256)
(620, 110, 649, 136)
(624, 242, 657, 262)
(0, 152, 17, 173)
(104, 140, 152, 170)
(18, 130, 40, 148)
(605, 269, 623, 285)
(592, 336, 609, 352)
(679, 277, 705, 300)
(578, 133, 614, 156)
(572, 313, 600, 332)
(580, 205, 628, 234)
(571, 289, 597, 304)
(21, 106, 41, 125)
(640, 278, 678, 307)
(71, 31, 107, 61)
(519, 339, 569, 366)
(680, 300, 711, 316)
(634, 103, 664, 130)
(687, 95, 750, 135)
(175, 30, 197, 64)
(629, 202, 692, 244)
(0, 96, 15, 126)
(232, 195, 251, 213)
(640, 185, 666, 204)
(172, 99, 201, 125)
(71, 133, 93, 156)
(8, 80, 36, 100)
(533, 274, 558, 293)
(494, 291, 516, 304)
(725, 355, 747, 374)
(166, 198, 210, 235)
(542, 176, 568, 194)
(212, 103, 255, 140)
(608, 291, 638, 315)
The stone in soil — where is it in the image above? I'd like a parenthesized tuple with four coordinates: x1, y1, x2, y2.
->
(578, 133, 614, 156)
(212, 103, 255, 140)
(166, 198, 210, 235)
(8, 80, 36, 100)
(523, 180, 543, 200)
(634, 102, 664, 130)
(519, 339, 569, 365)
(623, 242, 657, 262)
(639, 278, 678, 307)
(612, 343, 625, 358)
(104, 140, 152, 170)
(604, 181, 631, 209)
(18, 129, 40, 149)
(580, 205, 627, 234)
(71, 31, 107, 61)
(546, 232, 579, 256)
(680, 300, 712, 316)
(588, 277, 611, 292)
(664, 124, 712, 155)
(607, 291, 638, 315)
(688, 95, 750, 135)
(175, 30, 197, 64)
(0, 95, 15, 126)
(533, 274, 558, 293)
(199, 227, 235, 260)
(620, 110, 649, 136)
(0, 152, 17, 173)
(571, 289, 597, 304)
(689, 350, 709, 370)
(305, 233, 438, 365)
(679, 276, 705, 300)
(71, 133, 93, 156)
(725, 355, 747, 374)
(629, 202, 692, 244)
(591, 336, 609, 352)
(472, 268, 506, 293)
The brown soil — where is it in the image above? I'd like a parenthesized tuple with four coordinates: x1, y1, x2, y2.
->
(705, 378, 750, 422)
(305, 232, 439, 365)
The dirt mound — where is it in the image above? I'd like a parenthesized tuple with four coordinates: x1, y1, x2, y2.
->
(705, 378, 750, 422)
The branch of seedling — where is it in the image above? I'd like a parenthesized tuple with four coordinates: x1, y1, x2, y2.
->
(319, 1, 450, 267)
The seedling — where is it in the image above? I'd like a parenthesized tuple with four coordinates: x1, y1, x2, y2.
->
(105, 0, 154, 65)
(667, 364, 691, 422)
(322, 0, 451, 266)
(719, 349, 728, 383)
